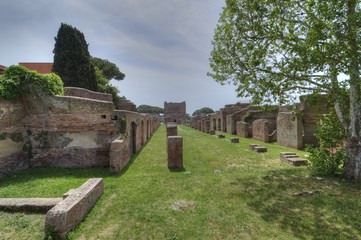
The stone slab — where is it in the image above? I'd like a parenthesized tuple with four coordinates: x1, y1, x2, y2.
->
(0, 198, 62, 213)
(254, 146, 267, 152)
(45, 178, 104, 239)
(229, 138, 239, 143)
(280, 152, 308, 166)
(209, 130, 215, 135)
(249, 144, 259, 151)
(217, 135, 225, 138)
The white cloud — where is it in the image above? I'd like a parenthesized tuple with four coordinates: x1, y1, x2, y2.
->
(0, 0, 246, 113)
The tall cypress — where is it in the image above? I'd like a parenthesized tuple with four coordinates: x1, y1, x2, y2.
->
(53, 23, 98, 91)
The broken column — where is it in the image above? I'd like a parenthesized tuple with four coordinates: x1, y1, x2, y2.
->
(167, 136, 183, 170)
(166, 123, 178, 137)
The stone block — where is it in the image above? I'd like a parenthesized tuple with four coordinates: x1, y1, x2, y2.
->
(110, 139, 130, 173)
(209, 130, 215, 135)
(45, 178, 104, 239)
(217, 134, 225, 138)
(229, 138, 239, 143)
(249, 144, 259, 151)
(0, 198, 62, 213)
(254, 146, 267, 152)
(280, 152, 308, 166)
(249, 144, 267, 152)
(167, 136, 183, 170)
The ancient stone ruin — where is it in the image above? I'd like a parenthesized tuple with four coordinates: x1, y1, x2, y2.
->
(0, 87, 161, 178)
(190, 95, 330, 150)
(166, 124, 183, 171)
(0, 178, 104, 239)
(164, 101, 186, 124)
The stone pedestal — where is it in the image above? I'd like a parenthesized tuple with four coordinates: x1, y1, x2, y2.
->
(167, 136, 183, 170)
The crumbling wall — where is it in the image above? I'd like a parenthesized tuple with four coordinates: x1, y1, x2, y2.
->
(116, 97, 137, 111)
(277, 112, 303, 149)
(252, 119, 277, 143)
(0, 89, 161, 177)
(0, 98, 29, 177)
(64, 87, 113, 102)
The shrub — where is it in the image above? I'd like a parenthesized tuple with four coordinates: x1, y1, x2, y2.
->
(307, 113, 346, 176)
(0, 65, 64, 100)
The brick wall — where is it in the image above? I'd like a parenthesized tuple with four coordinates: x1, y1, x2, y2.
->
(64, 87, 113, 102)
(164, 101, 186, 124)
(277, 112, 303, 149)
(0, 89, 161, 177)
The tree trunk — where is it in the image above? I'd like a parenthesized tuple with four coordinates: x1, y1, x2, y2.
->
(344, 0, 361, 180)
(345, 140, 361, 180)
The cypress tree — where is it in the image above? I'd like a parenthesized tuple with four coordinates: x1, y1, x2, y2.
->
(53, 23, 98, 91)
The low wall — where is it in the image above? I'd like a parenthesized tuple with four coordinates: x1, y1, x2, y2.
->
(64, 87, 113, 102)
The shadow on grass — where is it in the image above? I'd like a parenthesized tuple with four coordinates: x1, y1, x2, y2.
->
(0, 143, 150, 189)
(232, 168, 361, 239)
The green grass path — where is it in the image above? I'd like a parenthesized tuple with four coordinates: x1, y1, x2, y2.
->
(1, 124, 361, 239)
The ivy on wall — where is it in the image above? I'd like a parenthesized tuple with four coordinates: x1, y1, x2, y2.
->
(0, 65, 64, 100)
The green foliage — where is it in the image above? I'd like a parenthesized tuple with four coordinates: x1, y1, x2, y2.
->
(208, 0, 351, 105)
(192, 107, 214, 116)
(307, 113, 347, 176)
(91, 57, 125, 81)
(0, 65, 64, 100)
(118, 116, 127, 135)
(53, 23, 98, 92)
(93, 60, 123, 107)
(137, 105, 164, 114)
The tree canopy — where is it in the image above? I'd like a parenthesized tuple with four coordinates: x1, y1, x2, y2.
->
(91, 57, 125, 81)
(192, 107, 214, 116)
(209, 0, 361, 180)
(137, 105, 164, 114)
(91, 57, 125, 104)
(53, 23, 98, 92)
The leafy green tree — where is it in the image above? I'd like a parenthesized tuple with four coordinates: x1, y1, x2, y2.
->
(209, 0, 360, 180)
(91, 57, 125, 104)
(91, 57, 125, 81)
(192, 107, 214, 116)
(53, 23, 98, 91)
(137, 105, 164, 114)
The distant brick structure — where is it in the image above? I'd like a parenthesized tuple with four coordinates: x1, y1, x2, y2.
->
(0, 64, 6, 75)
(19, 62, 53, 74)
(164, 101, 186, 124)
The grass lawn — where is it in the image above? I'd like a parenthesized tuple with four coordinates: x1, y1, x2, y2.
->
(1, 124, 361, 239)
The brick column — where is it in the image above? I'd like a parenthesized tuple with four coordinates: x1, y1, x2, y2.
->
(167, 136, 183, 170)
(166, 123, 178, 137)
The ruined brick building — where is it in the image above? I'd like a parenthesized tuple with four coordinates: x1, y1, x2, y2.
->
(0, 87, 160, 178)
(190, 95, 331, 150)
(164, 101, 186, 123)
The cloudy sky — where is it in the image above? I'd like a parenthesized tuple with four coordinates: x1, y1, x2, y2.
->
(0, 0, 245, 114)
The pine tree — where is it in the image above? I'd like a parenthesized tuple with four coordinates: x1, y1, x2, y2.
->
(53, 23, 98, 91)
